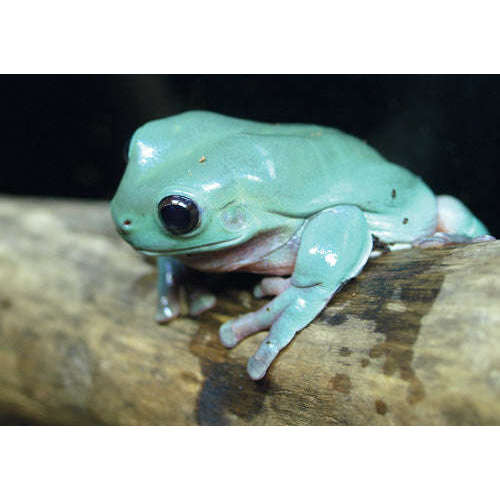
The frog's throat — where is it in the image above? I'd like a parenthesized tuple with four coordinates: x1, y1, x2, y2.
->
(175, 226, 304, 274)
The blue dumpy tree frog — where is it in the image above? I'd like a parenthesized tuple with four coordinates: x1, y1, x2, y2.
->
(111, 111, 493, 380)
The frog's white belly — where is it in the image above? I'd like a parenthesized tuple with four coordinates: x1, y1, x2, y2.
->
(178, 228, 301, 275)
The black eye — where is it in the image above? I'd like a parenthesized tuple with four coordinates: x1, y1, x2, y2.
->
(158, 195, 200, 235)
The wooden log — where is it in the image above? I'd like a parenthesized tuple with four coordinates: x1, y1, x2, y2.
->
(0, 196, 499, 425)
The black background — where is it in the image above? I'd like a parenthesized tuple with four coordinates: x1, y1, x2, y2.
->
(1, 75, 499, 234)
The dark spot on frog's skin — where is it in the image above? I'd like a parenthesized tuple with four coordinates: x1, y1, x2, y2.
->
(392, 188, 397, 199)
(266, 307, 270, 312)
(403, 217, 409, 224)
(375, 399, 388, 415)
(329, 373, 352, 393)
(361, 358, 370, 368)
(339, 346, 351, 357)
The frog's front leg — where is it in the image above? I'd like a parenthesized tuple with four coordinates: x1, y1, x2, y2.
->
(156, 256, 216, 323)
(220, 205, 373, 380)
(156, 256, 185, 323)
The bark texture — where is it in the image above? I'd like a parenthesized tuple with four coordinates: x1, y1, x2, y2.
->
(0, 196, 499, 425)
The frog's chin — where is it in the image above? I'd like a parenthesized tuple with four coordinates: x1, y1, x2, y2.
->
(135, 236, 243, 257)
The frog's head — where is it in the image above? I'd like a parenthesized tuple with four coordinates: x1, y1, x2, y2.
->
(111, 112, 288, 256)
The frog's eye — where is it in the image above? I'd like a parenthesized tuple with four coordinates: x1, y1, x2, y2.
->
(158, 195, 200, 235)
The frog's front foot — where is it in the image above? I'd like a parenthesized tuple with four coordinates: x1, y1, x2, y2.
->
(156, 287, 217, 323)
(220, 284, 332, 380)
(222, 205, 373, 380)
(156, 256, 217, 324)
(156, 296, 181, 323)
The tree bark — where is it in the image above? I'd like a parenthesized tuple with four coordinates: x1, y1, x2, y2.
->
(0, 196, 499, 425)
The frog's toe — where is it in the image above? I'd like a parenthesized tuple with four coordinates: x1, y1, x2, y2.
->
(253, 277, 291, 298)
(219, 319, 239, 348)
(155, 302, 180, 324)
(219, 306, 278, 348)
(471, 234, 496, 242)
(246, 286, 332, 380)
(413, 232, 496, 248)
(188, 291, 216, 316)
(219, 290, 292, 349)
(247, 344, 278, 380)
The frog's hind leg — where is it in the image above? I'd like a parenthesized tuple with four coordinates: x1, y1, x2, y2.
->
(436, 195, 490, 237)
(413, 195, 494, 248)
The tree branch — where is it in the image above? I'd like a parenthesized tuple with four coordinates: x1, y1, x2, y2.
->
(1, 196, 499, 425)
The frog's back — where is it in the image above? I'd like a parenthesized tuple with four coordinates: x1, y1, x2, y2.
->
(178, 114, 438, 243)
(240, 120, 438, 242)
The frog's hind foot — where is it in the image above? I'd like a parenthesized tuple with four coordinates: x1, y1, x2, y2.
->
(413, 232, 495, 249)
(412, 195, 495, 248)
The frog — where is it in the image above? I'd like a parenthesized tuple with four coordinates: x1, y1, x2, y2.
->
(110, 110, 493, 380)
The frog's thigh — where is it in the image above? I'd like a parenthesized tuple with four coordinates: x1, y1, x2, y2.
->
(435, 194, 490, 237)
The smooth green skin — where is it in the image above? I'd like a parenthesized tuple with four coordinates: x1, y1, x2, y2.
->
(111, 111, 489, 380)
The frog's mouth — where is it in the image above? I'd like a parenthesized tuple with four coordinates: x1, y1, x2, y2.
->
(135, 237, 242, 257)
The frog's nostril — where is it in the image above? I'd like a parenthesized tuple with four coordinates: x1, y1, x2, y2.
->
(116, 218, 132, 235)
